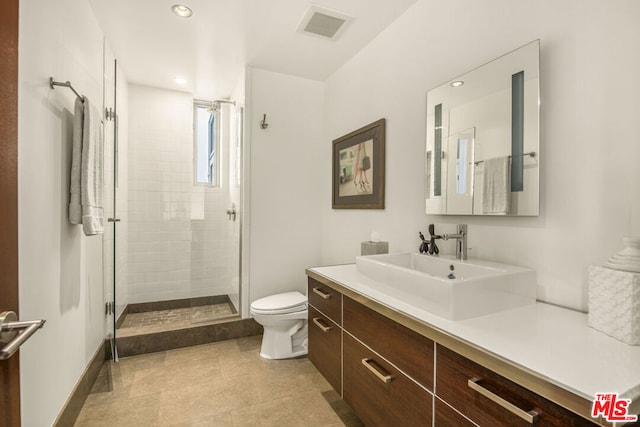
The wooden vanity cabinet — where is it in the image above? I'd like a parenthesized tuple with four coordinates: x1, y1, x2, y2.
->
(343, 333, 433, 427)
(343, 295, 434, 390)
(306, 272, 603, 427)
(308, 305, 341, 393)
(436, 345, 598, 427)
(435, 398, 476, 427)
(307, 278, 343, 394)
(308, 277, 341, 321)
(342, 296, 434, 426)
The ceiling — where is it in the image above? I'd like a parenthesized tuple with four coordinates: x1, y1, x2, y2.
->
(88, 0, 417, 101)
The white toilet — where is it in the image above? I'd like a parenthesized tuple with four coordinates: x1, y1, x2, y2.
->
(250, 291, 308, 359)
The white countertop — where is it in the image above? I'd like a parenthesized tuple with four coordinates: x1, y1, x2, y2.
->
(309, 264, 640, 414)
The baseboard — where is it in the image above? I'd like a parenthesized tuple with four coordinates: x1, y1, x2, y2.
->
(53, 341, 108, 427)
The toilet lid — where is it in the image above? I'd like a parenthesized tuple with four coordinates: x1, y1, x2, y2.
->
(251, 291, 307, 314)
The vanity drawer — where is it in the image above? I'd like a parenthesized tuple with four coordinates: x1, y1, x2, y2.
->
(343, 296, 434, 390)
(307, 277, 342, 323)
(436, 345, 598, 427)
(343, 333, 432, 427)
(308, 305, 342, 394)
(435, 397, 476, 427)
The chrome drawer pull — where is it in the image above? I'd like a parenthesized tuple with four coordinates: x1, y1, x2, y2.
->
(468, 378, 539, 424)
(312, 317, 332, 332)
(361, 358, 393, 384)
(312, 287, 331, 300)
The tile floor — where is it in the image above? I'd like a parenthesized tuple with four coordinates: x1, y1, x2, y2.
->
(75, 336, 363, 426)
(117, 303, 238, 337)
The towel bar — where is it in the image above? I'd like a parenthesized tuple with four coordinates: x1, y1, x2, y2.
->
(474, 151, 536, 166)
(49, 77, 84, 101)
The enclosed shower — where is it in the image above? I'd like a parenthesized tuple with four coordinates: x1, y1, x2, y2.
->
(104, 64, 246, 357)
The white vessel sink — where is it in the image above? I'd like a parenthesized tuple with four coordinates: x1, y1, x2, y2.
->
(355, 253, 536, 320)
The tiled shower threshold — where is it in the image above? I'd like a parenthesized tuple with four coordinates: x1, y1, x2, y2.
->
(113, 296, 262, 357)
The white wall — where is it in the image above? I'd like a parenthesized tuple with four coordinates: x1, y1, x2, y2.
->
(322, 0, 640, 312)
(18, 0, 106, 425)
(247, 68, 325, 303)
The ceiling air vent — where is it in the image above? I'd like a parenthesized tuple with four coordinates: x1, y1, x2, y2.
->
(297, 6, 352, 41)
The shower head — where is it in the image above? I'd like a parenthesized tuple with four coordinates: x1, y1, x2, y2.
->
(208, 99, 236, 112)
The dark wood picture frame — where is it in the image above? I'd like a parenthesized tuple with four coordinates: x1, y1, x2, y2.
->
(332, 119, 385, 209)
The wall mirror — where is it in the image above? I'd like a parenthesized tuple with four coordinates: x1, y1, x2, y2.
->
(425, 39, 540, 216)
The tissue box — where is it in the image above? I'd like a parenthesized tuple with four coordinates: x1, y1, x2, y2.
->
(361, 241, 389, 256)
(588, 266, 640, 345)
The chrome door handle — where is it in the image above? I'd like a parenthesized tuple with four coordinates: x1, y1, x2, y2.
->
(0, 311, 46, 361)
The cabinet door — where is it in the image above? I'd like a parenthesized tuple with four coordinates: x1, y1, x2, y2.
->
(343, 296, 434, 391)
(435, 397, 476, 427)
(436, 345, 598, 427)
(308, 306, 342, 394)
(308, 278, 342, 323)
(343, 333, 432, 427)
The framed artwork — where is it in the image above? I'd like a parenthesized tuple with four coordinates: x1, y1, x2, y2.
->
(332, 118, 385, 209)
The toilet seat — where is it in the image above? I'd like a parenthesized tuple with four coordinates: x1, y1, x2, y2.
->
(250, 291, 307, 315)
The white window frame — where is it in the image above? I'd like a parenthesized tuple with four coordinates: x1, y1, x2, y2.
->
(193, 100, 220, 187)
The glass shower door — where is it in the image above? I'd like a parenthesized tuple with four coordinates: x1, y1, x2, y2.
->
(103, 52, 117, 360)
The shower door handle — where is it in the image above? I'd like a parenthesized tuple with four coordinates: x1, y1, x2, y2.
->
(226, 207, 237, 221)
(0, 311, 46, 360)
(107, 218, 121, 222)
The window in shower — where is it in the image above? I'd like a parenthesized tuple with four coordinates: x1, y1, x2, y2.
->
(194, 101, 219, 185)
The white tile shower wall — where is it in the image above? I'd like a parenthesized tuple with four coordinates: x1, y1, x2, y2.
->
(115, 62, 130, 320)
(322, 0, 640, 312)
(127, 84, 233, 303)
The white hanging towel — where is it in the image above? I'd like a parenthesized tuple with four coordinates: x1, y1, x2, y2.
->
(482, 157, 511, 215)
(80, 98, 104, 235)
(68, 97, 84, 224)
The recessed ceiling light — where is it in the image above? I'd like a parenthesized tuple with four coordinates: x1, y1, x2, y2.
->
(175, 77, 187, 85)
(172, 4, 192, 18)
(450, 80, 464, 88)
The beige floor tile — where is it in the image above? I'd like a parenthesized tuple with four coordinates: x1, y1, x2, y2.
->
(157, 376, 262, 425)
(230, 389, 343, 427)
(75, 392, 160, 426)
(160, 411, 235, 427)
(75, 336, 361, 427)
(129, 357, 221, 398)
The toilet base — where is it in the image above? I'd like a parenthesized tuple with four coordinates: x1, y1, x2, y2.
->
(259, 321, 308, 360)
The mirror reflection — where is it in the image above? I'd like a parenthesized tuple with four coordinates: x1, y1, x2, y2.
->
(425, 40, 540, 216)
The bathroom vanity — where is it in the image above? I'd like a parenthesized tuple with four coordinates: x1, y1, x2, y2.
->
(306, 264, 640, 427)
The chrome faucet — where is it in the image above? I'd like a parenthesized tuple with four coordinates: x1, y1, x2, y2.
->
(426, 224, 468, 260)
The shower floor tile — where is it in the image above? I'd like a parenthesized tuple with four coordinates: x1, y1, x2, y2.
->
(118, 302, 237, 336)
(75, 336, 363, 427)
